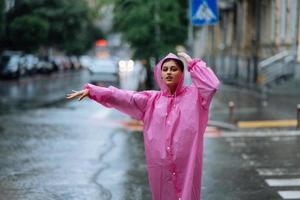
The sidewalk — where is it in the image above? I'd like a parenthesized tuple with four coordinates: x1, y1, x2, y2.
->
(209, 82, 300, 129)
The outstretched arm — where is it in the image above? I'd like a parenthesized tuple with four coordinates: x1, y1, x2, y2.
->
(67, 83, 150, 120)
(178, 52, 220, 108)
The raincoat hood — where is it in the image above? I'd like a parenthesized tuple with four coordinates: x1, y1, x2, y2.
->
(154, 53, 185, 96)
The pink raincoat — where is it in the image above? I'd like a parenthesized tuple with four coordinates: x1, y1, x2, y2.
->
(84, 53, 220, 200)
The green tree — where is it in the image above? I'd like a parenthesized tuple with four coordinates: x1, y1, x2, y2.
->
(112, 0, 188, 88)
(113, 0, 188, 59)
(0, 0, 5, 50)
(9, 15, 49, 51)
(6, 0, 103, 54)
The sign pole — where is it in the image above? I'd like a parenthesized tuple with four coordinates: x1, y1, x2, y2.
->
(188, 0, 194, 56)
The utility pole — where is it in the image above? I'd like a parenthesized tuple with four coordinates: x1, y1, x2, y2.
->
(253, 0, 261, 83)
(154, 0, 161, 57)
(297, 0, 300, 62)
(188, 0, 194, 56)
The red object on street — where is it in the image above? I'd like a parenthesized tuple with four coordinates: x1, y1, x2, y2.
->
(95, 39, 107, 46)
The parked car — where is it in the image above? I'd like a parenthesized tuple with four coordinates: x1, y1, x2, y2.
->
(36, 57, 54, 74)
(21, 54, 39, 75)
(79, 55, 93, 69)
(88, 58, 119, 85)
(0, 51, 22, 78)
(69, 56, 81, 70)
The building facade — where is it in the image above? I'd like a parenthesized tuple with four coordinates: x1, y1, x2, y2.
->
(193, 0, 300, 86)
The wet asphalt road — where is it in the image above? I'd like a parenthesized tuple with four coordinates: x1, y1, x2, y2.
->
(0, 99, 151, 200)
(0, 70, 300, 199)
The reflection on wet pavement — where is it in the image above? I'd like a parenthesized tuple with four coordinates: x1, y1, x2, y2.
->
(0, 100, 150, 199)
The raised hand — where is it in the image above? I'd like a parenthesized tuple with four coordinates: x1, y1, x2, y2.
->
(177, 52, 192, 63)
(66, 89, 89, 101)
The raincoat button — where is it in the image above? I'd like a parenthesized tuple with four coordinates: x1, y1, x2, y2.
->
(172, 172, 176, 176)
(167, 146, 170, 150)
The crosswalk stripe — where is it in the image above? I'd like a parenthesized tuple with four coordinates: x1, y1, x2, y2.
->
(221, 130, 300, 137)
(278, 191, 300, 199)
(265, 178, 300, 187)
(257, 168, 300, 176)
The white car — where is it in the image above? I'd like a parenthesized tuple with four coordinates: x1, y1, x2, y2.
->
(88, 58, 119, 84)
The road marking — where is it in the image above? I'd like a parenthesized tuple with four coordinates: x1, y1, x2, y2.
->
(278, 191, 300, 199)
(238, 119, 297, 128)
(257, 168, 300, 176)
(121, 119, 143, 131)
(221, 130, 300, 137)
(90, 108, 111, 119)
(120, 120, 221, 136)
(265, 178, 300, 187)
(204, 126, 220, 137)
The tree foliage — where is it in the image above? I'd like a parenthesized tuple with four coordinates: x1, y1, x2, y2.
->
(9, 15, 49, 51)
(112, 0, 188, 60)
(112, 0, 188, 88)
(5, 0, 104, 54)
(0, 0, 4, 44)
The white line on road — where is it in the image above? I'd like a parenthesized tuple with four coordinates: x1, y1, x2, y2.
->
(265, 178, 300, 187)
(90, 108, 111, 119)
(257, 168, 300, 176)
(221, 130, 300, 138)
(278, 191, 300, 199)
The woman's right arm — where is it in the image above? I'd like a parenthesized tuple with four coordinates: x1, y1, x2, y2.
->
(67, 83, 151, 120)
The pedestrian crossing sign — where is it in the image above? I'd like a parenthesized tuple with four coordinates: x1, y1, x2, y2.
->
(191, 0, 219, 25)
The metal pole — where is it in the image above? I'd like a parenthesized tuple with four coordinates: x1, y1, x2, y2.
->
(228, 101, 235, 123)
(210, 25, 215, 69)
(154, 0, 161, 51)
(188, 0, 194, 56)
(253, 0, 261, 84)
(297, 1, 300, 62)
(297, 104, 300, 129)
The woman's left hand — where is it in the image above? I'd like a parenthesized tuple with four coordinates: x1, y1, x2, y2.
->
(177, 52, 192, 63)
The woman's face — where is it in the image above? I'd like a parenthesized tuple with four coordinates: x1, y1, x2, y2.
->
(161, 60, 183, 91)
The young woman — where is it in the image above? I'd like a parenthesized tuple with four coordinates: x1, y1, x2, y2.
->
(67, 52, 220, 200)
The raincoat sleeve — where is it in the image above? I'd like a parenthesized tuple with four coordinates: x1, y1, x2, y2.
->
(84, 83, 149, 120)
(188, 58, 220, 109)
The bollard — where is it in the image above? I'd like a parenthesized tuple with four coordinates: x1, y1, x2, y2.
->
(297, 104, 300, 129)
(228, 101, 235, 123)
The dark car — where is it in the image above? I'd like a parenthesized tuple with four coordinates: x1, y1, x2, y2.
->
(0, 51, 22, 79)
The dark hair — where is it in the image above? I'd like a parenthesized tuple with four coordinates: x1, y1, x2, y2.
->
(161, 58, 184, 71)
